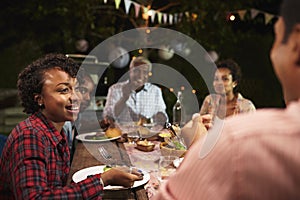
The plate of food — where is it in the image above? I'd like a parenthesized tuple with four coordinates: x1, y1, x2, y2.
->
(72, 165, 150, 190)
(76, 128, 121, 142)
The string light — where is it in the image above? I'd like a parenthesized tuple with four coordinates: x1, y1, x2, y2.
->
(228, 13, 236, 21)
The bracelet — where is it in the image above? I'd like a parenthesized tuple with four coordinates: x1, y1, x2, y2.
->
(99, 178, 105, 187)
(95, 174, 105, 186)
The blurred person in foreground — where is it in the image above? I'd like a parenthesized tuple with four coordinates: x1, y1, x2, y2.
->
(102, 56, 168, 125)
(182, 59, 256, 147)
(154, 0, 300, 199)
(0, 53, 142, 199)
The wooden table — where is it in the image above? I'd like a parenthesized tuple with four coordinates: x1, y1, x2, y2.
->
(67, 140, 149, 200)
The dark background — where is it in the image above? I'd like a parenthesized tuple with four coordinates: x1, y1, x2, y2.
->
(0, 0, 284, 119)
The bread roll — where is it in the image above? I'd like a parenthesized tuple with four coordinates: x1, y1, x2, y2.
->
(105, 127, 122, 138)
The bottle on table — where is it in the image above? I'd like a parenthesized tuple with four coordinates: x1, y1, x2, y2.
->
(172, 91, 183, 126)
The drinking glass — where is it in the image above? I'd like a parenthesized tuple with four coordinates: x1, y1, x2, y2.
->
(119, 122, 140, 144)
(158, 155, 178, 183)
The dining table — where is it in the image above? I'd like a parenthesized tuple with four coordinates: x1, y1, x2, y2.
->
(67, 137, 151, 200)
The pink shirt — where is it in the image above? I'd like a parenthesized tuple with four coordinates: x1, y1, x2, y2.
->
(154, 100, 300, 200)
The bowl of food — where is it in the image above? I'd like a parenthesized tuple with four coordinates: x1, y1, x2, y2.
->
(158, 130, 172, 141)
(136, 140, 155, 152)
(160, 142, 186, 158)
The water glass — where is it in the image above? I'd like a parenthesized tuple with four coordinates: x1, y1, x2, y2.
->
(158, 155, 178, 183)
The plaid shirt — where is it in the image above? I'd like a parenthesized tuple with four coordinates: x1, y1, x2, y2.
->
(103, 80, 168, 122)
(0, 112, 103, 199)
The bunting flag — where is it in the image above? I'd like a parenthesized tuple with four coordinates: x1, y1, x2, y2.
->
(157, 12, 162, 24)
(235, 8, 277, 24)
(133, 2, 140, 18)
(237, 10, 247, 20)
(150, 10, 156, 23)
(163, 13, 168, 24)
(264, 13, 274, 24)
(103, 0, 278, 26)
(124, 0, 131, 14)
(250, 9, 260, 19)
(115, 0, 121, 9)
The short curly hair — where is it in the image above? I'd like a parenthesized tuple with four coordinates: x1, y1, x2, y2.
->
(17, 53, 79, 114)
(216, 59, 242, 94)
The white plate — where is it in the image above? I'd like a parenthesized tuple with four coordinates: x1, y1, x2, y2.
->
(76, 132, 121, 143)
(173, 157, 184, 168)
(72, 165, 150, 190)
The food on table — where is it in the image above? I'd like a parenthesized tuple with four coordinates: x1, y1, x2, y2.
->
(103, 165, 112, 172)
(173, 141, 186, 150)
(160, 142, 186, 157)
(136, 139, 155, 152)
(158, 131, 172, 138)
(85, 132, 107, 140)
(105, 127, 122, 138)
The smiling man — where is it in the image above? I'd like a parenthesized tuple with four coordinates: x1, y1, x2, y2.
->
(103, 56, 168, 124)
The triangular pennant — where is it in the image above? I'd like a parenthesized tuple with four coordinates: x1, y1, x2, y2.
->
(237, 10, 247, 20)
(150, 10, 156, 23)
(174, 13, 178, 24)
(250, 9, 259, 19)
(185, 12, 190, 18)
(124, 0, 132, 14)
(163, 13, 168, 24)
(169, 14, 173, 25)
(264, 13, 274, 24)
(134, 3, 141, 18)
(178, 13, 183, 22)
(157, 12, 163, 24)
(115, 0, 121, 9)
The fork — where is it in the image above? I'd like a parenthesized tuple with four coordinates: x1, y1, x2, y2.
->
(98, 145, 112, 160)
(98, 145, 117, 166)
(98, 146, 142, 174)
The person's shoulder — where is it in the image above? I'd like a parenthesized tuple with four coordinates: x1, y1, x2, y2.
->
(109, 80, 128, 89)
(237, 93, 254, 104)
(146, 83, 162, 91)
(225, 106, 299, 140)
(201, 94, 213, 101)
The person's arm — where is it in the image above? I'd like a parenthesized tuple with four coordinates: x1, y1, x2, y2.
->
(11, 129, 102, 199)
(181, 113, 210, 148)
(113, 84, 132, 117)
(199, 95, 212, 115)
(101, 167, 143, 187)
(103, 82, 132, 119)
